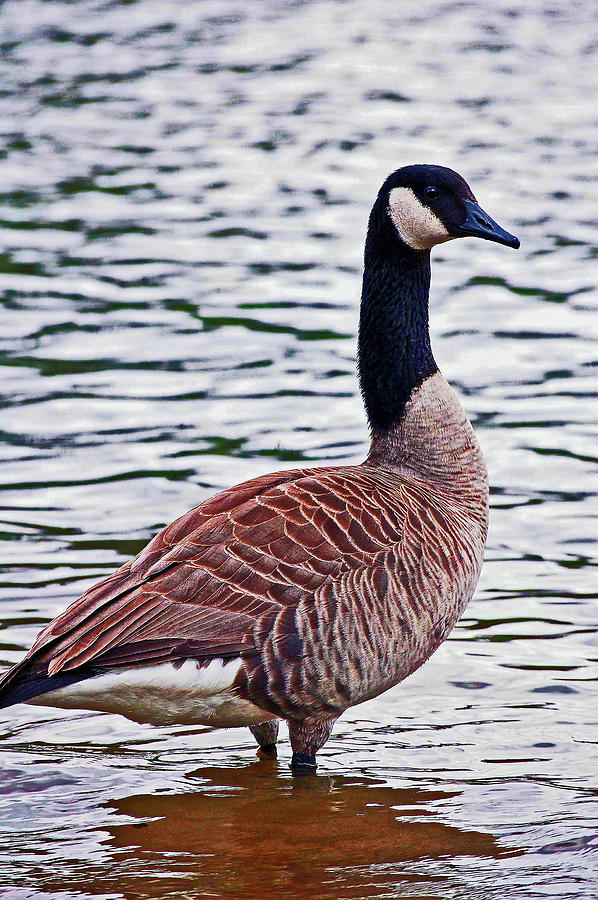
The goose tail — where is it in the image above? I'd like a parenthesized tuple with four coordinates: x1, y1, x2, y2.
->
(0, 661, 87, 709)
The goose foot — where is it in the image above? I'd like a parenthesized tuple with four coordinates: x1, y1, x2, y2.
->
(249, 720, 279, 757)
(291, 751, 317, 774)
(288, 716, 336, 775)
(256, 743, 277, 759)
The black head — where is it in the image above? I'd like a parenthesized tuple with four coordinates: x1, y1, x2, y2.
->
(370, 164, 520, 252)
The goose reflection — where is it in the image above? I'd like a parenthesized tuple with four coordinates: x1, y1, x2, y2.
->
(97, 762, 520, 899)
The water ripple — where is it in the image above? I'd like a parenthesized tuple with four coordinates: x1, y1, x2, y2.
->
(0, 0, 596, 897)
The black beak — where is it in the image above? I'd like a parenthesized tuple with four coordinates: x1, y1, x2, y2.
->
(454, 199, 520, 249)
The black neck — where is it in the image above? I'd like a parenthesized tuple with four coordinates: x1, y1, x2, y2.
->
(358, 224, 437, 432)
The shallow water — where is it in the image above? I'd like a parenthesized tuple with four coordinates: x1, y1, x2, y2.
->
(0, 0, 597, 897)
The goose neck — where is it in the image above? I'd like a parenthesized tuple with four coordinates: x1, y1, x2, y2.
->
(358, 240, 437, 437)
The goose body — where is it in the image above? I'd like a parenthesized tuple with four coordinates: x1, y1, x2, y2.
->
(0, 165, 519, 770)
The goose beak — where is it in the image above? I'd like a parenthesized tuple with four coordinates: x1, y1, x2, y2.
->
(454, 199, 520, 249)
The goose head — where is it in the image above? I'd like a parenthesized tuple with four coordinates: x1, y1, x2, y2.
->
(372, 164, 520, 253)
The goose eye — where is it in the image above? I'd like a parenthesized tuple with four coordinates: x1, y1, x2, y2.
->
(424, 186, 439, 199)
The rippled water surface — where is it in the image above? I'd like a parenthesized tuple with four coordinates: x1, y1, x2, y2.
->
(0, 1, 597, 897)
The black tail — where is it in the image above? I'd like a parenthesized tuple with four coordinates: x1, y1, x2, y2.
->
(0, 664, 89, 709)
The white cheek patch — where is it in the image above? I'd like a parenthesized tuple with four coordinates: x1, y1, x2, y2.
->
(388, 187, 452, 250)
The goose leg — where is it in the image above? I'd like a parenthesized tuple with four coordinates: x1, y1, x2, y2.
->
(249, 720, 279, 757)
(288, 717, 336, 774)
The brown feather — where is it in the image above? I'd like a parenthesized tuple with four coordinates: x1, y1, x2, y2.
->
(0, 374, 488, 728)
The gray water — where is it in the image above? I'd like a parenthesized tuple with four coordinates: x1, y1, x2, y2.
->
(0, 1, 597, 898)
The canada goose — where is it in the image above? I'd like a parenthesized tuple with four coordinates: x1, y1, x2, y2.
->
(0, 165, 519, 772)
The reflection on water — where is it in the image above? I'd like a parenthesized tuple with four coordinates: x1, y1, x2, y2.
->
(16, 761, 520, 900)
(104, 766, 517, 900)
(0, 0, 597, 897)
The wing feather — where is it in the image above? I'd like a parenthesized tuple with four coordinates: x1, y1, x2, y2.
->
(6, 465, 413, 689)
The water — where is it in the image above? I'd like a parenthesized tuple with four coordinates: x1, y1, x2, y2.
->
(0, 0, 596, 897)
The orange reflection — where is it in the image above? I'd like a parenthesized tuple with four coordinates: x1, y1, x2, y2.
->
(94, 759, 520, 899)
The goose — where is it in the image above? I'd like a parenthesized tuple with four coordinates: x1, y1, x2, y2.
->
(0, 165, 519, 772)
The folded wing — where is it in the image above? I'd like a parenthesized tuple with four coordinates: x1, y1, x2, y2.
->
(0, 466, 407, 700)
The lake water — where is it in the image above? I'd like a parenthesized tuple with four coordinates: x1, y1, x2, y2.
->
(0, 1, 596, 897)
